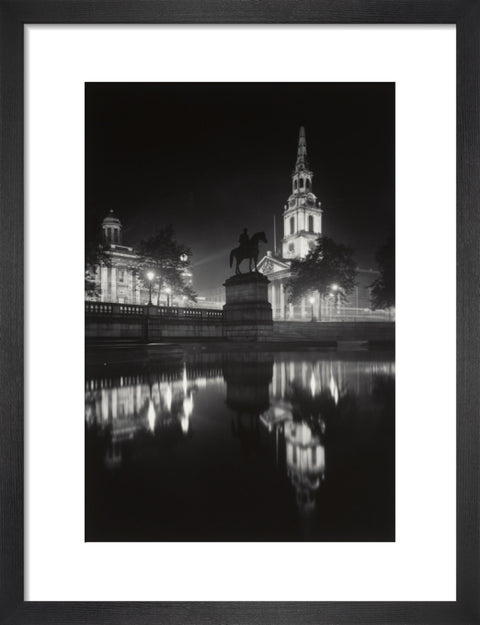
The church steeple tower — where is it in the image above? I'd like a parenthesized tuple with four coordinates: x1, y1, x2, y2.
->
(282, 126, 323, 260)
(291, 126, 313, 196)
(295, 126, 309, 170)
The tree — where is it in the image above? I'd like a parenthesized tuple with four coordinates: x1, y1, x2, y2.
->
(370, 235, 395, 310)
(85, 215, 110, 299)
(286, 236, 357, 314)
(138, 225, 197, 305)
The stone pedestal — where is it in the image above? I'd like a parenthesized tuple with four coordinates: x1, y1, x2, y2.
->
(223, 272, 273, 341)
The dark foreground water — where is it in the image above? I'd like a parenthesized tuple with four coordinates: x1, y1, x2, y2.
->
(85, 348, 395, 541)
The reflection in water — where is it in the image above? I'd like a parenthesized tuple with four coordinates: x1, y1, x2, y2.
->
(85, 351, 395, 541)
(285, 421, 325, 513)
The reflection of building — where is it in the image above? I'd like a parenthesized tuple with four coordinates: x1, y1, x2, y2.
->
(86, 353, 394, 520)
(85, 363, 223, 468)
(87, 210, 193, 305)
(257, 127, 382, 320)
(285, 421, 325, 513)
(259, 356, 395, 513)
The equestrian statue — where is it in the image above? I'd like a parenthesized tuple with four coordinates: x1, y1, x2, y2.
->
(229, 228, 268, 275)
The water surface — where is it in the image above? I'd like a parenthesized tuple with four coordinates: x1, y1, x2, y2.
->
(85, 348, 395, 541)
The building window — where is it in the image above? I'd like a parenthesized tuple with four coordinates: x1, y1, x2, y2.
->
(118, 269, 125, 282)
(289, 243, 294, 253)
(299, 178, 304, 189)
(114, 229, 119, 243)
(294, 179, 297, 190)
(306, 178, 310, 189)
(308, 215, 314, 232)
(290, 216, 295, 234)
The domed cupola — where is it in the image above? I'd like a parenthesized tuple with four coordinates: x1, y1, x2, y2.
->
(102, 210, 122, 245)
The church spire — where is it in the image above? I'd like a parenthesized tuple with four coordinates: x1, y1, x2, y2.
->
(295, 126, 309, 171)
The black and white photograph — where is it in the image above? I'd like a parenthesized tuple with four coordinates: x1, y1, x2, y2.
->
(85, 82, 395, 542)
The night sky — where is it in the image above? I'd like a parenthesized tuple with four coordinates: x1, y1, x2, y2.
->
(86, 83, 394, 292)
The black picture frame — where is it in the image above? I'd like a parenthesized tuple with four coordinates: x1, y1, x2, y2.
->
(1, 1, 478, 623)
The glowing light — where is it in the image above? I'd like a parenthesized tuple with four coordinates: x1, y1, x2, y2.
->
(147, 271, 155, 281)
(165, 385, 172, 412)
(183, 365, 188, 396)
(310, 371, 316, 397)
(101, 391, 109, 422)
(147, 398, 156, 432)
(331, 283, 339, 291)
(181, 394, 194, 435)
(329, 375, 339, 405)
(309, 296, 315, 304)
(183, 394, 193, 419)
(180, 415, 189, 434)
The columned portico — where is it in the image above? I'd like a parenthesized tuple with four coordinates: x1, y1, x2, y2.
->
(100, 266, 108, 302)
(111, 267, 117, 302)
(279, 281, 285, 320)
(270, 282, 276, 318)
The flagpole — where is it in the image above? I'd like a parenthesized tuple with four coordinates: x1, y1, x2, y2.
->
(273, 215, 277, 254)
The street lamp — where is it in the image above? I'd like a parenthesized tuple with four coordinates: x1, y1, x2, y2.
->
(165, 286, 171, 307)
(330, 284, 339, 317)
(147, 271, 155, 305)
(309, 295, 315, 322)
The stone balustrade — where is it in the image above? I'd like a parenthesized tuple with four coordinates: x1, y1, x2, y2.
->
(85, 301, 223, 321)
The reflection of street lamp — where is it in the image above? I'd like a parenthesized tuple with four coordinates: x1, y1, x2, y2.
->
(165, 286, 171, 307)
(309, 296, 315, 322)
(147, 271, 155, 305)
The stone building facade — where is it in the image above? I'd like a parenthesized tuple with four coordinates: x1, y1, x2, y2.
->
(87, 210, 193, 306)
(258, 127, 381, 320)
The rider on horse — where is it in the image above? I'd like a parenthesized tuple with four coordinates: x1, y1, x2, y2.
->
(230, 229, 268, 274)
(239, 228, 250, 250)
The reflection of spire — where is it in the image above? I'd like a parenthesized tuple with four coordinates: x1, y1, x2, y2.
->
(181, 394, 193, 434)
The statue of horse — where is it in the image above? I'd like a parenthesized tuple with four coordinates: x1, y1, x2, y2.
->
(229, 231, 268, 275)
